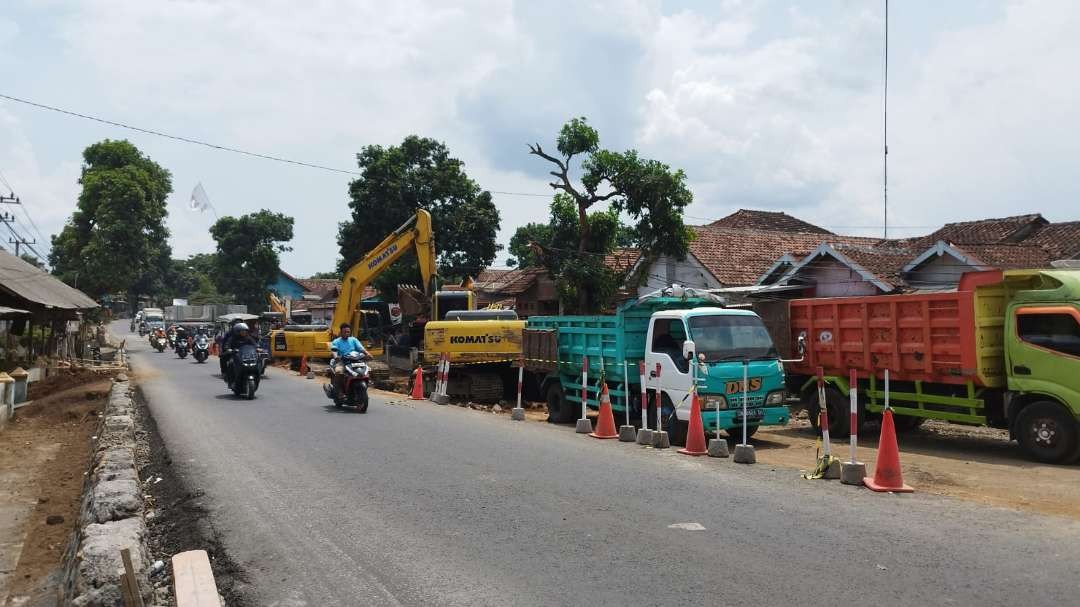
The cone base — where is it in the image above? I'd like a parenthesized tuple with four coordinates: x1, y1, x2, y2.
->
(590, 431, 618, 439)
(618, 425, 637, 441)
(707, 439, 730, 458)
(510, 407, 525, 421)
(636, 429, 653, 445)
(575, 418, 593, 434)
(651, 431, 670, 449)
(864, 478, 913, 493)
(431, 393, 450, 405)
(677, 447, 708, 456)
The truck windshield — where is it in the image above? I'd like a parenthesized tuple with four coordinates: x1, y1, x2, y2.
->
(688, 315, 777, 362)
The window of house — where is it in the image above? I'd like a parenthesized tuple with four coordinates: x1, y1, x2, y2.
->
(1017, 311, 1080, 357)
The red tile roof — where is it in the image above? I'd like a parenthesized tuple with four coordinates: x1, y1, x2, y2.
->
(708, 209, 832, 234)
(920, 214, 1047, 246)
(1028, 222, 1080, 260)
(604, 248, 642, 275)
(687, 226, 881, 285)
(297, 278, 341, 298)
(953, 243, 1055, 269)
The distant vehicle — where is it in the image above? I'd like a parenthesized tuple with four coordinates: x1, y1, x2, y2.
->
(779, 268, 1080, 463)
(193, 333, 210, 363)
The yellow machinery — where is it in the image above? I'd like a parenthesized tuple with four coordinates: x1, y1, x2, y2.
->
(270, 210, 437, 359)
(269, 209, 527, 400)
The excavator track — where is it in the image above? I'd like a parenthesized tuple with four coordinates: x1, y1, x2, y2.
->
(467, 372, 504, 403)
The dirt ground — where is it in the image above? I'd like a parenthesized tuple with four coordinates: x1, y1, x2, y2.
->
(0, 375, 115, 604)
(749, 413, 1080, 520)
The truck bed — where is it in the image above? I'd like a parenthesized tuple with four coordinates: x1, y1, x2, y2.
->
(786, 271, 1007, 387)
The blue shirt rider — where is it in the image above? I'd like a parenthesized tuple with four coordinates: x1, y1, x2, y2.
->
(331, 323, 368, 359)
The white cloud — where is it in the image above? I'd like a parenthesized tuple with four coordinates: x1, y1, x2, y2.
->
(1, 0, 1078, 277)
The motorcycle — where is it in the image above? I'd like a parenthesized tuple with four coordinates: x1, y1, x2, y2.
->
(323, 350, 371, 412)
(152, 332, 168, 353)
(192, 335, 210, 363)
(225, 344, 261, 399)
(175, 335, 189, 359)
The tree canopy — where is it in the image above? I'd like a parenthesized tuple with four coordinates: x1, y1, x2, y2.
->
(336, 135, 501, 297)
(526, 118, 693, 312)
(209, 210, 294, 311)
(49, 139, 173, 304)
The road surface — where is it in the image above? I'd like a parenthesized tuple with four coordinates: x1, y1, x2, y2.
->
(121, 322, 1080, 606)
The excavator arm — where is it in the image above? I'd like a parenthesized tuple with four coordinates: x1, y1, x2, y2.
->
(331, 209, 435, 337)
(271, 210, 435, 359)
(268, 292, 287, 315)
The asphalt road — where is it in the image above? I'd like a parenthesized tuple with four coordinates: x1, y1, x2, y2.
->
(120, 321, 1080, 607)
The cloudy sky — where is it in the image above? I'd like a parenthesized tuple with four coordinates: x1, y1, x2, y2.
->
(1, 0, 1077, 276)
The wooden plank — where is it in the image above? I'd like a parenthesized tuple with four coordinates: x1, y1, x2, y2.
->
(120, 548, 145, 607)
(173, 550, 222, 607)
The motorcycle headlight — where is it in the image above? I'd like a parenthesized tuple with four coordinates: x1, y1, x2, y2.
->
(766, 390, 785, 405)
(704, 395, 728, 410)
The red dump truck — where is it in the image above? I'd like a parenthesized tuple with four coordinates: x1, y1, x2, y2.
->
(777, 268, 1080, 463)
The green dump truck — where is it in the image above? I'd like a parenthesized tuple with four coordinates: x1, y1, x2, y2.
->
(783, 268, 1080, 463)
(523, 292, 791, 444)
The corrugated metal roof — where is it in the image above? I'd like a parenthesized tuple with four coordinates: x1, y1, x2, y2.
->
(0, 249, 98, 309)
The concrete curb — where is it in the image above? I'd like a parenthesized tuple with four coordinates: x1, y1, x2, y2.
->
(58, 374, 152, 606)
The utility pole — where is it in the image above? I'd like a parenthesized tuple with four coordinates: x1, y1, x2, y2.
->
(9, 235, 36, 257)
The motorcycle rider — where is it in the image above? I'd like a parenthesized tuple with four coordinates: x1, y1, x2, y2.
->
(329, 323, 369, 394)
(222, 322, 258, 388)
(173, 325, 189, 351)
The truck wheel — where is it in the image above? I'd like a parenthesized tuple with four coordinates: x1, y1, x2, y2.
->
(1016, 401, 1078, 464)
(546, 384, 576, 424)
(807, 387, 850, 438)
(892, 415, 926, 433)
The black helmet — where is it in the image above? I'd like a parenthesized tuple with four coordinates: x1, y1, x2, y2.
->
(234, 322, 249, 335)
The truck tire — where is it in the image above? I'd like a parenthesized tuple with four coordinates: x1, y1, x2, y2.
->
(892, 414, 926, 433)
(546, 383, 576, 424)
(1016, 401, 1078, 464)
(806, 386, 851, 438)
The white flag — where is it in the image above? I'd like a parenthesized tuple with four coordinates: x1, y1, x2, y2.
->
(189, 182, 211, 212)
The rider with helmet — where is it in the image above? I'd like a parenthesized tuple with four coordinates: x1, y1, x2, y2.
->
(222, 322, 258, 387)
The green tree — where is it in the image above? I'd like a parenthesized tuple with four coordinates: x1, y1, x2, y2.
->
(158, 254, 221, 303)
(336, 135, 501, 297)
(49, 140, 172, 306)
(308, 270, 340, 279)
(209, 210, 294, 311)
(19, 253, 46, 270)
(528, 117, 693, 311)
(506, 222, 553, 268)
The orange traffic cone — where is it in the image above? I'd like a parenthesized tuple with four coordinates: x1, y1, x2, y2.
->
(864, 409, 913, 492)
(678, 391, 708, 456)
(299, 355, 308, 377)
(410, 365, 425, 400)
(589, 383, 619, 439)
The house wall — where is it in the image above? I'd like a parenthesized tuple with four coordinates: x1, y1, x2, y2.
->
(637, 254, 722, 296)
(801, 258, 880, 297)
(267, 273, 307, 300)
(905, 254, 975, 288)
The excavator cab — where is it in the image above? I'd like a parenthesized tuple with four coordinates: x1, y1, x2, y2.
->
(433, 291, 474, 320)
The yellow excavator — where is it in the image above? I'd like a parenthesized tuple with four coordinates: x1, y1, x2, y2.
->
(270, 210, 438, 359)
(270, 209, 524, 400)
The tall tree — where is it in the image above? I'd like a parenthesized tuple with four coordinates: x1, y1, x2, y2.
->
(506, 222, 553, 268)
(336, 135, 501, 297)
(49, 139, 172, 305)
(209, 210, 294, 312)
(528, 117, 693, 311)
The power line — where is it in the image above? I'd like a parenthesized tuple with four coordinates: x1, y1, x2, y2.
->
(0, 168, 51, 251)
(0, 92, 363, 176)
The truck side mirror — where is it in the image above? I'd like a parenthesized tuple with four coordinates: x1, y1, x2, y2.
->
(683, 340, 696, 360)
(797, 334, 807, 355)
